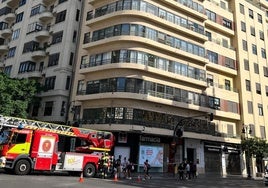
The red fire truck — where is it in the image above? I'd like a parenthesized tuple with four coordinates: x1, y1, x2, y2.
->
(0, 115, 115, 177)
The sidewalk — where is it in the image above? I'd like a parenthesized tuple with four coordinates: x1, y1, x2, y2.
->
(127, 172, 264, 181)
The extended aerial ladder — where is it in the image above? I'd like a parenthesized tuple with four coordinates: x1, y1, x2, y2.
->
(0, 115, 115, 152)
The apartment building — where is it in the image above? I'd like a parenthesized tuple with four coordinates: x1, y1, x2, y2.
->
(0, 0, 83, 123)
(70, 0, 268, 176)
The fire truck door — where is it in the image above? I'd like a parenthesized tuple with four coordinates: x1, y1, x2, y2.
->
(34, 136, 56, 170)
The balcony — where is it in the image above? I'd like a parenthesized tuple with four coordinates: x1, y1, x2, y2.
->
(39, 11, 53, 22)
(6, 0, 19, 7)
(35, 29, 50, 40)
(4, 12, 15, 22)
(0, 28, 12, 38)
(17, 71, 43, 79)
(0, 44, 8, 53)
(42, 0, 56, 5)
(31, 48, 46, 59)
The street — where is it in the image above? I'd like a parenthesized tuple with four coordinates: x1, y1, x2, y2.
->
(0, 170, 266, 188)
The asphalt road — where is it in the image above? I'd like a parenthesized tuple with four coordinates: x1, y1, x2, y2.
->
(0, 171, 266, 188)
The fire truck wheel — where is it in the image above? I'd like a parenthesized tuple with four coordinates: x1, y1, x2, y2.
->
(83, 163, 96, 178)
(14, 159, 31, 175)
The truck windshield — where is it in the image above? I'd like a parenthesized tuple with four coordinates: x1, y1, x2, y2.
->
(0, 130, 11, 144)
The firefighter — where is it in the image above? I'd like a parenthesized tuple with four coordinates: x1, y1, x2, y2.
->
(101, 152, 110, 178)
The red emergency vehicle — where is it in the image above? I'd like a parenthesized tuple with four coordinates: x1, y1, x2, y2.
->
(0, 115, 115, 177)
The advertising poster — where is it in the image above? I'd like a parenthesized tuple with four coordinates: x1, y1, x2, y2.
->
(139, 145, 163, 167)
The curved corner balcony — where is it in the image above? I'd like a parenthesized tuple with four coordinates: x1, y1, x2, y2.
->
(18, 71, 43, 79)
(0, 28, 12, 38)
(0, 44, 8, 53)
(31, 49, 46, 59)
(39, 11, 53, 22)
(35, 30, 50, 40)
(4, 13, 15, 22)
(7, 0, 19, 6)
(42, 0, 56, 5)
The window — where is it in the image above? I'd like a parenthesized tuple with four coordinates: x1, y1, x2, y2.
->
(55, 10, 66, 23)
(241, 21, 246, 32)
(65, 76, 70, 90)
(247, 101, 253, 114)
(265, 85, 268, 96)
(258, 103, 263, 116)
(261, 48, 266, 59)
(15, 12, 24, 23)
(257, 13, 262, 23)
(244, 59, 249, 70)
(76, 9, 80, 21)
(254, 63, 259, 74)
(250, 26, 255, 36)
(263, 67, 268, 77)
(11, 29, 20, 40)
(58, 0, 67, 4)
(206, 10, 216, 22)
(252, 44, 257, 55)
(51, 31, 63, 44)
(48, 53, 60, 67)
(44, 101, 53, 116)
(260, 31, 264, 40)
(223, 19, 232, 29)
(60, 101, 66, 116)
(256, 83, 261, 94)
(260, 126, 266, 139)
(242, 40, 247, 51)
(7, 47, 16, 58)
(69, 52, 74, 65)
(44, 76, 56, 91)
(225, 79, 230, 91)
(73, 30, 77, 42)
(246, 80, 251, 91)
(239, 4, 244, 14)
(249, 9, 253, 19)
(227, 124, 234, 138)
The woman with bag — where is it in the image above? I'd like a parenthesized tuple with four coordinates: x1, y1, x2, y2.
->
(143, 159, 151, 180)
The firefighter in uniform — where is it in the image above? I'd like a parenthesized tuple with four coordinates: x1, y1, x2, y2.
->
(101, 152, 110, 178)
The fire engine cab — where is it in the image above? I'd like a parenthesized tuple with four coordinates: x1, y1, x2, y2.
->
(0, 115, 115, 177)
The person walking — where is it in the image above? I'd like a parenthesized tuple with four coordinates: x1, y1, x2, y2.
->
(126, 158, 133, 179)
(122, 157, 127, 178)
(115, 155, 122, 178)
(143, 159, 151, 180)
(177, 163, 185, 181)
(186, 161, 191, 180)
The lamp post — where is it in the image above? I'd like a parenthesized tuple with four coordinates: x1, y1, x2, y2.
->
(241, 124, 252, 179)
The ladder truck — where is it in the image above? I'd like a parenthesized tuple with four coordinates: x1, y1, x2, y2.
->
(0, 115, 115, 177)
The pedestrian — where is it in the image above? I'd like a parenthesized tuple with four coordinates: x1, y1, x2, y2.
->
(177, 163, 185, 181)
(191, 162, 197, 179)
(122, 157, 127, 178)
(143, 159, 151, 180)
(186, 161, 191, 180)
(115, 155, 122, 178)
(126, 158, 133, 179)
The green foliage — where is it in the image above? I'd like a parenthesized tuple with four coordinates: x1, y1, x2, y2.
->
(0, 73, 38, 118)
(241, 137, 268, 158)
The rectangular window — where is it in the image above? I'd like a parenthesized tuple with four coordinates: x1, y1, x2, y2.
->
(15, 12, 24, 23)
(51, 31, 63, 44)
(227, 124, 234, 138)
(258, 103, 263, 116)
(76, 9, 80, 21)
(11, 29, 20, 40)
(48, 53, 60, 67)
(7, 47, 16, 58)
(244, 59, 249, 71)
(239, 4, 244, 14)
(256, 83, 261, 94)
(44, 101, 53, 116)
(65, 76, 70, 90)
(250, 26, 255, 36)
(247, 101, 253, 114)
(242, 40, 247, 51)
(249, 9, 253, 19)
(265, 86, 268, 96)
(55, 10, 67, 23)
(260, 31, 264, 40)
(263, 67, 268, 77)
(254, 63, 259, 74)
(241, 21, 246, 32)
(257, 13, 262, 23)
(246, 80, 251, 91)
(252, 44, 257, 55)
(261, 48, 266, 59)
(260, 126, 266, 139)
(225, 79, 230, 91)
(69, 52, 74, 65)
(44, 76, 56, 91)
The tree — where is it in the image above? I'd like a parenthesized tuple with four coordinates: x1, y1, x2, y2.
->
(0, 73, 38, 118)
(241, 137, 268, 159)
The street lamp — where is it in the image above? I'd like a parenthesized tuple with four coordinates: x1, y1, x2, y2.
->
(241, 124, 252, 179)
